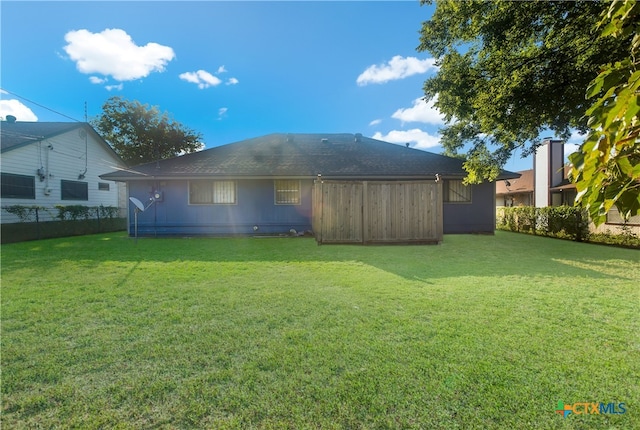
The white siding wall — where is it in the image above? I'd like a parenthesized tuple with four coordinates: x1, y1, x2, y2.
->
(1, 128, 126, 223)
(534, 139, 565, 208)
(534, 143, 549, 207)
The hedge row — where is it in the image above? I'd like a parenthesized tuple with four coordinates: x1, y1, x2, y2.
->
(497, 206, 590, 241)
(1, 218, 126, 244)
(3, 204, 120, 222)
(1, 204, 126, 244)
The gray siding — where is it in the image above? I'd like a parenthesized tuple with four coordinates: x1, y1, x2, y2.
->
(443, 182, 496, 234)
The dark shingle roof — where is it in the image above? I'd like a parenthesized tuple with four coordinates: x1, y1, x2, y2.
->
(101, 133, 520, 181)
(1, 121, 84, 152)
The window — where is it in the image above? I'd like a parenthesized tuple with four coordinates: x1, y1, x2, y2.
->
(98, 182, 110, 191)
(1, 173, 35, 199)
(444, 180, 471, 203)
(189, 180, 236, 204)
(61, 180, 88, 201)
(275, 180, 301, 205)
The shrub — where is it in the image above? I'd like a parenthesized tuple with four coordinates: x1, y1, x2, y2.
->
(589, 227, 640, 248)
(3, 205, 39, 222)
(497, 206, 589, 241)
(98, 205, 120, 219)
(56, 205, 91, 221)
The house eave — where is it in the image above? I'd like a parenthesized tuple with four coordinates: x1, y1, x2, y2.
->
(100, 173, 470, 182)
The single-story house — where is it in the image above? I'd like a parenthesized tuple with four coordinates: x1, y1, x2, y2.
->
(1, 117, 127, 223)
(496, 169, 534, 207)
(101, 133, 519, 243)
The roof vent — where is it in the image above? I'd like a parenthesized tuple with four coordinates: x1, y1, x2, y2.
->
(5, 115, 17, 123)
(354, 133, 362, 143)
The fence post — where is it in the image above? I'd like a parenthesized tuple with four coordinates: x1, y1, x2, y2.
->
(35, 207, 40, 240)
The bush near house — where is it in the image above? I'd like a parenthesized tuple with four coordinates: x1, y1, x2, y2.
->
(497, 206, 589, 240)
(497, 206, 640, 248)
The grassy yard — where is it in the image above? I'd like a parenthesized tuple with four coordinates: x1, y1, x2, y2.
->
(2, 231, 638, 429)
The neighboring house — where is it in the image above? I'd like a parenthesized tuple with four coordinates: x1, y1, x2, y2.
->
(496, 169, 533, 207)
(101, 133, 519, 242)
(533, 138, 639, 234)
(534, 138, 577, 207)
(1, 117, 127, 223)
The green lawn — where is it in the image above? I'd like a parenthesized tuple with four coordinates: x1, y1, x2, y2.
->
(2, 231, 638, 429)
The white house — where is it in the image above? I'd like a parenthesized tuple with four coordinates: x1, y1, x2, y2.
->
(1, 116, 127, 223)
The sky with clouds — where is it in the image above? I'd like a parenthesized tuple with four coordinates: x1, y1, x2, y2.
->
(0, 1, 582, 171)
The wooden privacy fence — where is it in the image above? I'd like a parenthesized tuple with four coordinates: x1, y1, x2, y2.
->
(313, 180, 442, 244)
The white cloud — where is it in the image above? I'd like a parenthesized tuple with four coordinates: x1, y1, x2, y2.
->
(369, 119, 382, 126)
(564, 130, 585, 160)
(105, 83, 124, 91)
(0, 99, 38, 121)
(89, 76, 107, 84)
(217, 65, 227, 74)
(179, 70, 222, 89)
(566, 129, 587, 145)
(63, 28, 175, 81)
(392, 96, 445, 125)
(372, 129, 441, 150)
(226, 77, 239, 85)
(563, 143, 580, 161)
(563, 131, 584, 161)
(357, 55, 437, 86)
(217, 107, 228, 120)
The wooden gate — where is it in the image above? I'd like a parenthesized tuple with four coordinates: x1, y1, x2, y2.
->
(313, 180, 442, 244)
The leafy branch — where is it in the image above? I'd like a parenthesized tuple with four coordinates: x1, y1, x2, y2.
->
(569, 0, 640, 225)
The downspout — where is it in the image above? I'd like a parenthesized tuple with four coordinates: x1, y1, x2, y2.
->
(44, 141, 52, 195)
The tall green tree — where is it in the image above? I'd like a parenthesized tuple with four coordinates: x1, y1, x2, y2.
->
(569, 0, 640, 225)
(417, 1, 631, 184)
(92, 96, 203, 165)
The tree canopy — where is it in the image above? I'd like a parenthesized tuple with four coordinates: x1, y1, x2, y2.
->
(417, 1, 634, 203)
(92, 96, 204, 165)
(569, 1, 639, 225)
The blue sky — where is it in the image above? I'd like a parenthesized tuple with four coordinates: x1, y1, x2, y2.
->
(1, 1, 578, 172)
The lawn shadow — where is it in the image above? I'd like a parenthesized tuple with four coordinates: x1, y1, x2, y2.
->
(6, 231, 638, 282)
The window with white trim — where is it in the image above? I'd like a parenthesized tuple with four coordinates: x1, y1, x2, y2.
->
(189, 180, 236, 204)
(274, 180, 301, 205)
(443, 180, 471, 203)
